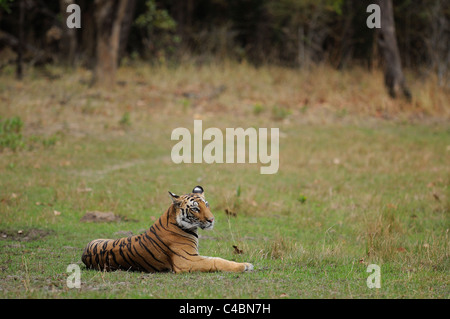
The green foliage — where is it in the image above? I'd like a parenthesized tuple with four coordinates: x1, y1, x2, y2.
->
(179, 98, 191, 111)
(0, 0, 444, 71)
(135, 0, 176, 31)
(0, 116, 24, 151)
(327, 0, 344, 15)
(40, 135, 58, 148)
(0, 116, 60, 151)
(264, 0, 343, 66)
(271, 105, 291, 121)
(0, 0, 14, 13)
(252, 103, 265, 115)
(297, 194, 307, 204)
(135, 0, 178, 60)
(119, 112, 131, 127)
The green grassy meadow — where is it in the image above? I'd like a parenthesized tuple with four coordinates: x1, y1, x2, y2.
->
(0, 63, 449, 298)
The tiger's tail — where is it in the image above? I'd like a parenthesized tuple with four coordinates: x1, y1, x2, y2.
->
(81, 239, 112, 271)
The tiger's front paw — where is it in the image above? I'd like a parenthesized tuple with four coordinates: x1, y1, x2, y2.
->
(243, 263, 254, 272)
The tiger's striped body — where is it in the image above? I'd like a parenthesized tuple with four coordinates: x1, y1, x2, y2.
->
(81, 186, 253, 273)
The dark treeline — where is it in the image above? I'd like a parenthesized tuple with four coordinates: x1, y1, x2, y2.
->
(0, 0, 448, 87)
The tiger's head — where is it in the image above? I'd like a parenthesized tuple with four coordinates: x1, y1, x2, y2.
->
(168, 186, 214, 230)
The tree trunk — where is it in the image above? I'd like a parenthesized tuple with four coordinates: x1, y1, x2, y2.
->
(92, 0, 129, 87)
(376, 0, 411, 100)
(59, 0, 78, 66)
(78, 0, 96, 68)
(118, 0, 136, 63)
(16, 0, 25, 80)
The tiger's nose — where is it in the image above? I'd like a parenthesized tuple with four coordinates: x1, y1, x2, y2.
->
(208, 218, 214, 223)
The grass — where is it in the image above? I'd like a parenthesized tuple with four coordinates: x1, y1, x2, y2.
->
(0, 61, 449, 298)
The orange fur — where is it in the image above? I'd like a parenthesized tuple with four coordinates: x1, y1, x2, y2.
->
(81, 186, 253, 273)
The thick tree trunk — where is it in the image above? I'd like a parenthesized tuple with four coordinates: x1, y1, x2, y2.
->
(92, 0, 128, 87)
(376, 0, 411, 100)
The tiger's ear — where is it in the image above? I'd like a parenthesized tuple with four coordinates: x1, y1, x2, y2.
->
(192, 186, 204, 196)
(168, 191, 180, 204)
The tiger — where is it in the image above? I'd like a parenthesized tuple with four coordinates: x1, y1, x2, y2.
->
(81, 186, 254, 273)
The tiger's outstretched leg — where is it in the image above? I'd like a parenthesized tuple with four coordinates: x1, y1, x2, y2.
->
(171, 255, 254, 273)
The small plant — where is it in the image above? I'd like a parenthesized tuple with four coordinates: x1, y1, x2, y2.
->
(0, 116, 24, 151)
(252, 103, 265, 115)
(336, 108, 348, 118)
(119, 112, 131, 127)
(224, 185, 242, 218)
(27, 133, 60, 150)
(297, 194, 307, 204)
(180, 98, 191, 111)
(265, 234, 296, 260)
(41, 135, 60, 148)
(271, 105, 291, 121)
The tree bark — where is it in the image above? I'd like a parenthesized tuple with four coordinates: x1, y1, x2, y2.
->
(118, 0, 136, 63)
(16, 0, 25, 80)
(376, 0, 411, 100)
(92, 0, 129, 87)
(59, 0, 78, 66)
(78, 0, 96, 68)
